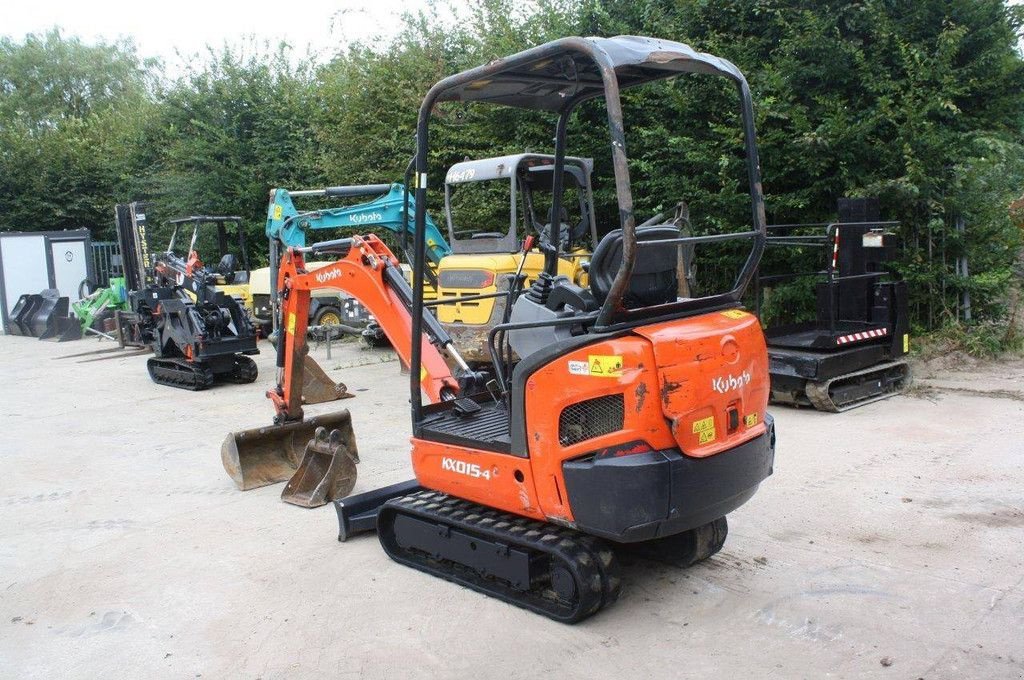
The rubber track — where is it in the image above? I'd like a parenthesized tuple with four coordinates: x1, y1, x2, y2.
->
(147, 357, 215, 391)
(230, 355, 259, 384)
(379, 490, 621, 623)
(806, 360, 912, 412)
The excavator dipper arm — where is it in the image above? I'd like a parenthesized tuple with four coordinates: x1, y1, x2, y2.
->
(271, 234, 460, 422)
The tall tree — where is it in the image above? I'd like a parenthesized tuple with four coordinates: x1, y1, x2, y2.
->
(0, 29, 156, 236)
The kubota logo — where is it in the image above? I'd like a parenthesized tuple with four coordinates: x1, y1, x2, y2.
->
(348, 211, 383, 225)
(315, 268, 343, 284)
(711, 371, 751, 394)
(441, 456, 491, 480)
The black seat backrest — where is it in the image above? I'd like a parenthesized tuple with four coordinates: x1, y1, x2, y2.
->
(217, 254, 238, 283)
(589, 226, 679, 308)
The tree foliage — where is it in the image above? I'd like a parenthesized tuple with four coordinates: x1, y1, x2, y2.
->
(1, 1, 1022, 329)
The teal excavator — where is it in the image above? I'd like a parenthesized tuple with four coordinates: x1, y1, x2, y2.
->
(252, 183, 449, 331)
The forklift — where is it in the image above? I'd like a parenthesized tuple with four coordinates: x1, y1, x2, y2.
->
(757, 198, 911, 411)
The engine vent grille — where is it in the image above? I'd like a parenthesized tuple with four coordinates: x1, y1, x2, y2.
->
(558, 394, 625, 446)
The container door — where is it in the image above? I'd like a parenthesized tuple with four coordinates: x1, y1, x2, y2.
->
(50, 239, 88, 302)
(1, 235, 50, 325)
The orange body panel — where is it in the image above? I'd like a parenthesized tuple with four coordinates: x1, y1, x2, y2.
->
(410, 308, 769, 524)
(409, 440, 547, 521)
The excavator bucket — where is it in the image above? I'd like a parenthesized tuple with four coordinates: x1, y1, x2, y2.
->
(280, 423, 359, 508)
(8, 295, 33, 336)
(221, 410, 355, 490)
(26, 290, 65, 337)
(301, 355, 355, 404)
(38, 309, 82, 342)
(11, 294, 42, 336)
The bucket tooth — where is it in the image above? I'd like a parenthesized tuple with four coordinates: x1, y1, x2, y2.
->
(301, 355, 354, 404)
(281, 423, 360, 508)
(222, 409, 355, 491)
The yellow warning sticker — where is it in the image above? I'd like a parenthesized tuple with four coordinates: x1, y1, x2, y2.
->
(273, 204, 283, 220)
(692, 416, 715, 433)
(903, 334, 910, 353)
(420, 366, 427, 381)
(721, 309, 749, 319)
(744, 413, 758, 428)
(286, 312, 296, 335)
(587, 355, 623, 377)
(692, 416, 716, 444)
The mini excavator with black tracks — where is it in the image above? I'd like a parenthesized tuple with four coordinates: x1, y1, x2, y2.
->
(115, 205, 259, 390)
(228, 36, 777, 623)
(364, 36, 777, 623)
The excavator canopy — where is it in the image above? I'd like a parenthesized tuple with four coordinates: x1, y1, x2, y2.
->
(431, 35, 747, 111)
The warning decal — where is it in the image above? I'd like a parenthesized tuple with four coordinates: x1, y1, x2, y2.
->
(588, 355, 623, 377)
(721, 309, 749, 319)
(903, 334, 910, 353)
(692, 416, 717, 444)
(286, 312, 297, 335)
(744, 413, 758, 428)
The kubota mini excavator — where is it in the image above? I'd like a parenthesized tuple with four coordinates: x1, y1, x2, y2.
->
(225, 36, 776, 623)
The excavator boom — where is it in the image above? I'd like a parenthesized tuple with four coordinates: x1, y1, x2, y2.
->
(222, 234, 463, 505)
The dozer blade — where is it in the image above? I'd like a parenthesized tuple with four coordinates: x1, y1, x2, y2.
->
(281, 423, 360, 508)
(221, 410, 355, 491)
(301, 355, 355, 404)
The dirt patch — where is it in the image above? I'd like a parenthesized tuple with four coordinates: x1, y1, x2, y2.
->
(950, 509, 1024, 528)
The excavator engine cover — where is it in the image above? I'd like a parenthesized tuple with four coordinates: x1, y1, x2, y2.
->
(221, 410, 355, 490)
(280, 424, 359, 508)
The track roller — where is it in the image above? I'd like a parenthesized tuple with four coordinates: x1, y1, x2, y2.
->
(378, 490, 621, 623)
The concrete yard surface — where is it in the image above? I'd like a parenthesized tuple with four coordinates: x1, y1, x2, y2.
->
(0, 336, 1022, 679)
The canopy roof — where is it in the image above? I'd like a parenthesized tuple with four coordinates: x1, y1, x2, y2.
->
(444, 154, 592, 184)
(435, 35, 745, 112)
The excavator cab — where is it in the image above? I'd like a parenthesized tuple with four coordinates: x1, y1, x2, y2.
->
(435, 154, 598, 363)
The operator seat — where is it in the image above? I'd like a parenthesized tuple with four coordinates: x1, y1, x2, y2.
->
(217, 254, 239, 284)
(588, 226, 680, 308)
(539, 206, 571, 251)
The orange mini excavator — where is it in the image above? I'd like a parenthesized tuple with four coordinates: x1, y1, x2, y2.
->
(228, 36, 777, 623)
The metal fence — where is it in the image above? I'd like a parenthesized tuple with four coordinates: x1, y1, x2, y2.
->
(90, 241, 121, 288)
